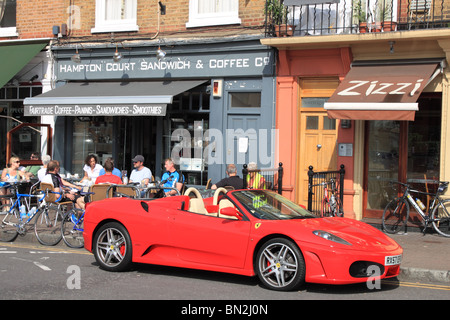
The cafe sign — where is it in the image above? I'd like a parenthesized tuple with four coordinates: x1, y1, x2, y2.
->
(24, 104, 167, 117)
(55, 50, 274, 80)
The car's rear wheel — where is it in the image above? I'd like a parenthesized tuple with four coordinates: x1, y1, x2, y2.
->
(93, 222, 132, 272)
(255, 238, 305, 291)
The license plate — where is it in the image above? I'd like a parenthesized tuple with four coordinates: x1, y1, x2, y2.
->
(385, 255, 402, 266)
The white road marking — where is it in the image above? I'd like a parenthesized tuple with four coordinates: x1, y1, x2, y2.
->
(11, 257, 51, 271)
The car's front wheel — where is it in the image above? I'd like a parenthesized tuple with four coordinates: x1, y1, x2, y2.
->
(255, 238, 305, 291)
(93, 222, 132, 272)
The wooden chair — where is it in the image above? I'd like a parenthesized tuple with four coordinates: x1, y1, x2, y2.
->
(90, 184, 113, 202)
(39, 182, 73, 210)
(107, 185, 138, 198)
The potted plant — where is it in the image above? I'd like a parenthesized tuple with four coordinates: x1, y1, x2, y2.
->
(353, 0, 368, 33)
(265, 0, 295, 37)
(379, 2, 397, 32)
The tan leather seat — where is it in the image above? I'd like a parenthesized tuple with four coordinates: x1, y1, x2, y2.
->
(218, 199, 238, 220)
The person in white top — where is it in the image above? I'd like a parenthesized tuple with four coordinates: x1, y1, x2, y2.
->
(80, 154, 103, 183)
(37, 155, 52, 181)
(129, 155, 152, 185)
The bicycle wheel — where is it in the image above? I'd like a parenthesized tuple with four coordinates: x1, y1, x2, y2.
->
(34, 204, 63, 246)
(431, 199, 450, 237)
(0, 205, 19, 242)
(382, 198, 409, 234)
(334, 196, 343, 217)
(322, 199, 331, 217)
(61, 208, 84, 248)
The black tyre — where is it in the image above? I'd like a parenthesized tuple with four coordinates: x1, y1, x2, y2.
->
(61, 208, 85, 248)
(93, 222, 132, 272)
(255, 238, 305, 291)
(0, 205, 19, 242)
(382, 198, 409, 234)
(432, 199, 450, 237)
(34, 205, 63, 246)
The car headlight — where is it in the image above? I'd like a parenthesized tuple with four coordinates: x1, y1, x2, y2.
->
(313, 230, 352, 246)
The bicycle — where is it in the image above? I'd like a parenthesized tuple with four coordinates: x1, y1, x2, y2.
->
(0, 182, 66, 245)
(382, 180, 450, 237)
(61, 207, 85, 248)
(316, 178, 343, 217)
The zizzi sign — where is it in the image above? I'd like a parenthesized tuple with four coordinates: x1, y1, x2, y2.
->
(24, 104, 167, 116)
(336, 79, 424, 97)
(56, 51, 274, 80)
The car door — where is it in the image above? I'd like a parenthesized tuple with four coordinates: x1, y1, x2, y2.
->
(169, 209, 251, 269)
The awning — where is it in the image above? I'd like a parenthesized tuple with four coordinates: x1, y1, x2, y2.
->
(24, 80, 207, 116)
(0, 42, 48, 89)
(324, 60, 442, 121)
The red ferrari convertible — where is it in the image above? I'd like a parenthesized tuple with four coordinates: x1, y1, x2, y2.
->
(83, 187, 402, 291)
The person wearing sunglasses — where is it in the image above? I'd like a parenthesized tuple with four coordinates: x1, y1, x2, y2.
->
(0, 156, 26, 204)
(129, 155, 152, 186)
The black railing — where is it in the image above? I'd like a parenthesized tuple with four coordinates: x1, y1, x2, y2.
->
(307, 164, 345, 216)
(264, 0, 450, 37)
(242, 162, 283, 194)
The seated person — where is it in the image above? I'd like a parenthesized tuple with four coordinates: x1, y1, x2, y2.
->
(37, 155, 51, 181)
(95, 159, 122, 185)
(129, 155, 152, 185)
(246, 162, 266, 189)
(98, 157, 122, 179)
(212, 164, 244, 190)
(24, 152, 41, 178)
(1, 156, 26, 205)
(80, 154, 103, 183)
(41, 160, 85, 209)
(161, 158, 184, 196)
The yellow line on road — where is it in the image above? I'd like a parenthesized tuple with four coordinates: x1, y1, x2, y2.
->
(0, 242, 92, 255)
(383, 280, 450, 291)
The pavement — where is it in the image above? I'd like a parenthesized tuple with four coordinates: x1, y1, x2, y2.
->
(5, 225, 450, 284)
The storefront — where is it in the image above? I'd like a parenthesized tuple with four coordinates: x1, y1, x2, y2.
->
(262, 30, 450, 221)
(0, 40, 50, 169)
(25, 38, 276, 185)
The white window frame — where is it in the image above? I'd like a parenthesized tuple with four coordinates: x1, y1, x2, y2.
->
(0, 0, 17, 37)
(91, 0, 139, 33)
(186, 0, 241, 28)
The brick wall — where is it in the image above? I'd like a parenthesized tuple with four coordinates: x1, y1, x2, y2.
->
(11, 0, 266, 41)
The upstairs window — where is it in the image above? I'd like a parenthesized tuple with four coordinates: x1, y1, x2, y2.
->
(92, 0, 138, 33)
(0, 0, 17, 37)
(186, 0, 241, 28)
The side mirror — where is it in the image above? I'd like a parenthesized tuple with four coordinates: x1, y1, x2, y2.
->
(220, 207, 242, 220)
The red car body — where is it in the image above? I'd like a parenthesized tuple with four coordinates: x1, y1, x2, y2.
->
(83, 189, 402, 290)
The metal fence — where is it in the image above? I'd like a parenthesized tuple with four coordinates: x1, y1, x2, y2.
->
(307, 164, 345, 216)
(242, 162, 284, 194)
(265, 0, 450, 37)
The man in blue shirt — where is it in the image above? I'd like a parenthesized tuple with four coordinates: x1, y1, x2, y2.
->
(98, 157, 122, 179)
(161, 158, 184, 196)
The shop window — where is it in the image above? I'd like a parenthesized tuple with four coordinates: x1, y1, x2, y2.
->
(365, 95, 441, 214)
(0, 0, 16, 37)
(71, 116, 114, 176)
(91, 0, 138, 33)
(186, 0, 241, 28)
(229, 92, 261, 108)
(165, 86, 210, 186)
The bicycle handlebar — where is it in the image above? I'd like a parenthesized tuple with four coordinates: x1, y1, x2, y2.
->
(389, 180, 449, 195)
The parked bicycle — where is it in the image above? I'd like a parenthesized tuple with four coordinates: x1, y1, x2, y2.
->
(0, 182, 66, 245)
(382, 181, 450, 237)
(312, 178, 343, 217)
(61, 208, 85, 248)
